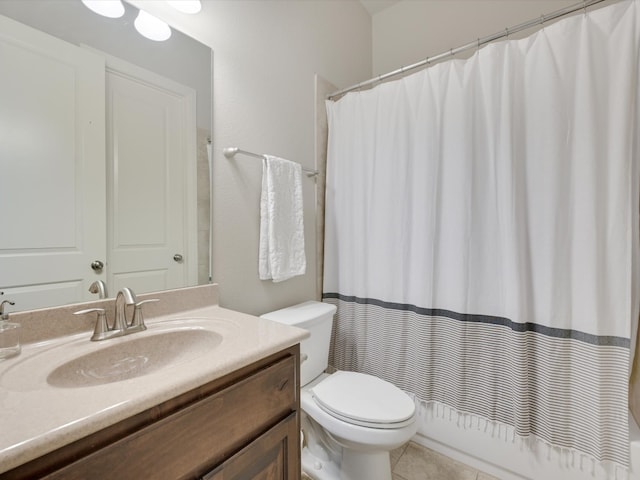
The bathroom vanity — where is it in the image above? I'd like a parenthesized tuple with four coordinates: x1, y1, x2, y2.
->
(0, 285, 307, 480)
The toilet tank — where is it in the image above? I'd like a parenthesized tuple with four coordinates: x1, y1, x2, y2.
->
(260, 301, 337, 386)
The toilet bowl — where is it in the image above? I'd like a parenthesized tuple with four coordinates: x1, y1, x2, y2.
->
(261, 301, 417, 480)
(301, 372, 417, 480)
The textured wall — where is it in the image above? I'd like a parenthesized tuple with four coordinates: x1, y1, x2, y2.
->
(130, 1, 372, 315)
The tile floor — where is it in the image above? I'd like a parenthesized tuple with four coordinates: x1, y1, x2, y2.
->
(391, 442, 499, 480)
(302, 441, 501, 480)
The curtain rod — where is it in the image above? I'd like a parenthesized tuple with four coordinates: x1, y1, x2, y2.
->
(223, 147, 318, 177)
(328, 0, 610, 100)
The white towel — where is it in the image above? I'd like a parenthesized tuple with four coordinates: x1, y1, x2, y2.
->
(259, 155, 306, 282)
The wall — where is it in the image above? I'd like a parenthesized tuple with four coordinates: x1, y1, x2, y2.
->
(372, 0, 576, 76)
(130, 1, 372, 315)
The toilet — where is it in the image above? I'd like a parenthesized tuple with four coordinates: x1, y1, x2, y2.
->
(261, 301, 417, 480)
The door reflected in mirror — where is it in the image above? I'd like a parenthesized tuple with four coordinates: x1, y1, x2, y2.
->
(0, 0, 212, 311)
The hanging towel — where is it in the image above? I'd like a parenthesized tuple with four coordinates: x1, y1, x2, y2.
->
(259, 155, 306, 282)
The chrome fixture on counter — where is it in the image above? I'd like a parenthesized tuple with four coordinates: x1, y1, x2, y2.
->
(75, 288, 158, 341)
(114, 287, 136, 332)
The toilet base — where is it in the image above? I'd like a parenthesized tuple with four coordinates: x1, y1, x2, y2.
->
(342, 450, 392, 480)
(301, 414, 393, 480)
(302, 446, 341, 480)
(302, 446, 392, 480)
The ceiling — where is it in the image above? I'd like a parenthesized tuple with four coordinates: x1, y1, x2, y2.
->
(359, 0, 402, 16)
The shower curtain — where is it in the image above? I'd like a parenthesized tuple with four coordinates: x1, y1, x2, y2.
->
(324, 0, 639, 475)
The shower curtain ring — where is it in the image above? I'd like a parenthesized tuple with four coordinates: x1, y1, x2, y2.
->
(540, 14, 546, 25)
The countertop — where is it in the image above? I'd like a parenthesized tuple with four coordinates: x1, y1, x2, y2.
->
(0, 286, 308, 474)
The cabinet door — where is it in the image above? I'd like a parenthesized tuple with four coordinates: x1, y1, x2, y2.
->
(0, 15, 106, 310)
(203, 413, 300, 480)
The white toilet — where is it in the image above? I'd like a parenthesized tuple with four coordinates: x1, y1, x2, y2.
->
(261, 301, 417, 480)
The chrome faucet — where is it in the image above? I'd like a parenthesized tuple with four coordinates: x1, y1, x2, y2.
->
(114, 287, 137, 332)
(88, 280, 108, 299)
(74, 287, 159, 341)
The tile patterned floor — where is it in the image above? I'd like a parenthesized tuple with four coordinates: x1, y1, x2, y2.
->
(302, 441, 500, 480)
(391, 442, 500, 480)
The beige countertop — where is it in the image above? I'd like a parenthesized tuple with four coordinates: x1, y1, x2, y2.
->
(0, 285, 308, 474)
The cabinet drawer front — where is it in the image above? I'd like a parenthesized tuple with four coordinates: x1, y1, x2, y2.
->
(202, 412, 299, 480)
(46, 355, 297, 480)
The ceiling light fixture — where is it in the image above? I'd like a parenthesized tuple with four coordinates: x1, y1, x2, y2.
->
(134, 10, 172, 42)
(166, 0, 202, 14)
(81, 0, 125, 18)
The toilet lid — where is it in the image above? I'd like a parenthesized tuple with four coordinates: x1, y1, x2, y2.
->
(311, 371, 415, 428)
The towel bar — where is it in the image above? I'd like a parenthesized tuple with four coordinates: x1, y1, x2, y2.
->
(224, 147, 318, 177)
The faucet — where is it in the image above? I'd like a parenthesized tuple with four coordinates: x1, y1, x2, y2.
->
(114, 287, 137, 332)
(75, 287, 158, 341)
(88, 280, 108, 299)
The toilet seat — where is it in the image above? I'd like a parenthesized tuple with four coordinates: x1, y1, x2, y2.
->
(311, 371, 415, 429)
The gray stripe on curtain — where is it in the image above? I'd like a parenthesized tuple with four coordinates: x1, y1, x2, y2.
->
(323, 293, 630, 348)
(325, 295, 630, 467)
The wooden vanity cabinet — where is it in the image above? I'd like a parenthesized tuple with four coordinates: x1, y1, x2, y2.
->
(203, 412, 298, 480)
(1, 346, 301, 480)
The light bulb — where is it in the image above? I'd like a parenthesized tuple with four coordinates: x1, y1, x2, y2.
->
(81, 0, 125, 18)
(134, 10, 172, 42)
(166, 1, 202, 14)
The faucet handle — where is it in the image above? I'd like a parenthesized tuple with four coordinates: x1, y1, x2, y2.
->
(74, 308, 113, 342)
(135, 299, 159, 307)
(129, 299, 159, 332)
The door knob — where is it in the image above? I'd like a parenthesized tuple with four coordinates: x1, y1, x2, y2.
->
(173, 254, 183, 262)
(91, 260, 104, 272)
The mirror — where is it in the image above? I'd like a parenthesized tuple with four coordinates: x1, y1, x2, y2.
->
(0, 0, 212, 308)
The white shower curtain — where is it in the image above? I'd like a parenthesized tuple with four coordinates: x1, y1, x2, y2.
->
(324, 0, 639, 475)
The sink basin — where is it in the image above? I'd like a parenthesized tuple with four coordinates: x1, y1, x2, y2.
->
(0, 318, 232, 391)
(47, 329, 222, 388)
